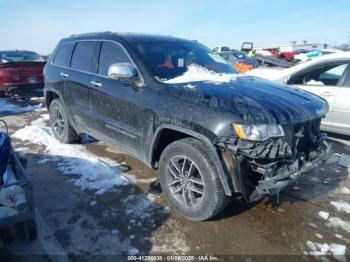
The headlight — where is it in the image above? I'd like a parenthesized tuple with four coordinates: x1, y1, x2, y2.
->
(233, 124, 285, 141)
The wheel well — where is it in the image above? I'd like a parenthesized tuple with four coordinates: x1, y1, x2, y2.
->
(46, 91, 59, 109)
(151, 128, 192, 168)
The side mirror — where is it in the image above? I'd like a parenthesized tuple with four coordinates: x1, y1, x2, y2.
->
(107, 63, 138, 80)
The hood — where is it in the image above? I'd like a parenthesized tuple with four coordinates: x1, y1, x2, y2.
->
(166, 76, 328, 125)
(245, 67, 288, 81)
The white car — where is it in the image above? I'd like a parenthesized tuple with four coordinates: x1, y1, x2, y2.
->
(253, 48, 274, 58)
(247, 52, 350, 136)
(294, 48, 343, 63)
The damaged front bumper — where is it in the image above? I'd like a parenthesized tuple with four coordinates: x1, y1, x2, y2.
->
(215, 132, 329, 202)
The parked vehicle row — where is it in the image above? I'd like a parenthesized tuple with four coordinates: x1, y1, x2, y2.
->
(44, 32, 328, 221)
(218, 50, 258, 73)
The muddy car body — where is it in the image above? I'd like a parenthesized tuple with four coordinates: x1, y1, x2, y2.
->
(44, 32, 328, 220)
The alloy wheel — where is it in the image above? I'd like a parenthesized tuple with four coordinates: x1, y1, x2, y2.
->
(166, 155, 205, 209)
(51, 106, 65, 137)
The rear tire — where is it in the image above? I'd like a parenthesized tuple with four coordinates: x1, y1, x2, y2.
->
(159, 138, 229, 221)
(49, 99, 78, 143)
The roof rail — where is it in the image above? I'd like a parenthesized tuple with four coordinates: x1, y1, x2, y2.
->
(70, 31, 112, 37)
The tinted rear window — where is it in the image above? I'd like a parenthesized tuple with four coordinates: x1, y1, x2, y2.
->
(52, 43, 75, 67)
(0, 51, 43, 63)
(98, 41, 131, 76)
(71, 41, 97, 72)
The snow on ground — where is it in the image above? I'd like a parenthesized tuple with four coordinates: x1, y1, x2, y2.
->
(318, 211, 329, 220)
(13, 114, 129, 195)
(330, 200, 350, 214)
(306, 240, 347, 260)
(327, 217, 350, 234)
(339, 187, 350, 195)
(162, 64, 240, 84)
(0, 99, 43, 113)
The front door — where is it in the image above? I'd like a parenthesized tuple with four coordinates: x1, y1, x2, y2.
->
(88, 41, 150, 158)
(288, 61, 349, 130)
(332, 65, 350, 134)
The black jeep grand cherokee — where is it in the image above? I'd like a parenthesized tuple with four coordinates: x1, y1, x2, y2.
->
(44, 32, 328, 221)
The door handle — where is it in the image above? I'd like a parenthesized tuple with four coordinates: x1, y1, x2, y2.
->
(90, 80, 102, 88)
(320, 91, 335, 97)
(60, 72, 69, 78)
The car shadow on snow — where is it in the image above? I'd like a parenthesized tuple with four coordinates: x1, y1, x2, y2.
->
(1, 151, 170, 258)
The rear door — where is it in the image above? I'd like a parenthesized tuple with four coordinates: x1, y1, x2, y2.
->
(49, 42, 75, 98)
(332, 65, 350, 135)
(65, 41, 99, 132)
(287, 61, 349, 129)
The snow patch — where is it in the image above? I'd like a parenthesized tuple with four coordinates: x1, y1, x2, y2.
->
(128, 247, 139, 255)
(306, 241, 347, 260)
(0, 99, 42, 113)
(13, 114, 129, 195)
(162, 64, 239, 84)
(339, 187, 350, 195)
(318, 211, 329, 220)
(315, 233, 323, 239)
(331, 200, 350, 214)
(327, 217, 350, 233)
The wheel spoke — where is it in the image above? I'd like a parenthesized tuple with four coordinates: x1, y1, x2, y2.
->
(167, 165, 181, 180)
(187, 162, 194, 177)
(55, 108, 59, 120)
(188, 190, 196, 207)
(188, 185, 204, 195)
(189, 177, 204, 186)
(182, 188, 189, 207)
(181, 157, 187, 175)
(171, 159, 183, 176)
(168, 179, 181, 187)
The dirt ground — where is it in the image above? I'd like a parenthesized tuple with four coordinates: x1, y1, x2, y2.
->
(1, 97, 350, 261)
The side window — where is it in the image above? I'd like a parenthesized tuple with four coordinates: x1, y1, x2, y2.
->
(319, 64, 348, 84)
(98, 41, 131, 76)
(288, 63, 349, 86)
(341, 67, 350, 87)
(71, 41, 97, 72)
(52, 43, 75, 67)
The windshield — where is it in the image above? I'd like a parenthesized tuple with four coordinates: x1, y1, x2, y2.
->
(130, 39, 236, 80)
(0, 51, 43, 63)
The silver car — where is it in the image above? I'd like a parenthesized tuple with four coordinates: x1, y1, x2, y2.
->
(247, 52, 350, 136)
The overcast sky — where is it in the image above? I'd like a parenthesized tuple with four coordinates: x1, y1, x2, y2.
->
(1, 0, 349, 54)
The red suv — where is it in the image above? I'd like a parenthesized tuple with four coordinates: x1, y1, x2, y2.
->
(0, 50, 46, 96)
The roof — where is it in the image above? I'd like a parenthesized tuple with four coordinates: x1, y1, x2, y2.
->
(62, 31, 187, 43)
(0, 50, 39, 53)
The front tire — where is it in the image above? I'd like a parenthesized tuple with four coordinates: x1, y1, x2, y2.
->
(49, 99, 78, 143)
(159, 138, 228, 221)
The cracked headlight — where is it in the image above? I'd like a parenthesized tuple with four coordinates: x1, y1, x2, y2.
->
(233, 124, 285, 141)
